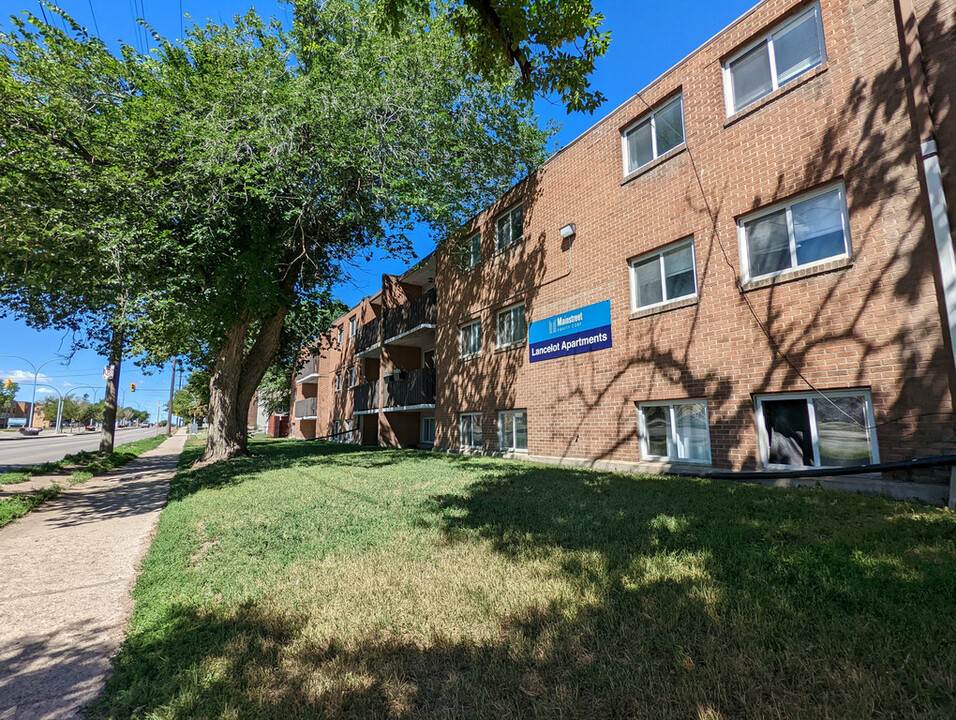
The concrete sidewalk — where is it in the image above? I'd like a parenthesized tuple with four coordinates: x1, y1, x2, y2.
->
(0, 431, 188, 720)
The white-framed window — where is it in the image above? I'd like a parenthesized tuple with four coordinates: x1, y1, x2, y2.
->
(739, 183, 849, 282)
(459, 412, 483, 449)
(337, 326, 343, 345)
(331, 419, 341, 441)
(638, 400, 712, 463)
(723, 2, 826, 115)
(465, 232, 481, 269)
(349, 316, 357, 337)
(499, 409, 528, 451)
(755, 390, 878, 468)
(495, 205, 524, 252)
(420, 416, 435, 445)
(346, 366, 355, 387)
(334, 372, 342, 392)
(460, 319, 481, 358)
(622, 93, 685, 175)
(496, 303, 527, 348)
(629, 236, 697, 311)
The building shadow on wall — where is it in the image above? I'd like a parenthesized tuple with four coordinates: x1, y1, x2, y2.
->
(552, 0, 956, 472)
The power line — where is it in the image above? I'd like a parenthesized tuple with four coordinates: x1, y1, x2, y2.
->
(87, 0, 100, 36)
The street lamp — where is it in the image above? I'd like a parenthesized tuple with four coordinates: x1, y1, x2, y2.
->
(0, 355, 65, 429)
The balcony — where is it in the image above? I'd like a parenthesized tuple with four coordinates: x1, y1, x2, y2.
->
(294, 397, 317, 419)
(296, 356, 320, 383)
(383, 289, 437, 346)
(353, 380, 379, 414)
(383, 368, 435, 410)
(355, 317, 382, 356)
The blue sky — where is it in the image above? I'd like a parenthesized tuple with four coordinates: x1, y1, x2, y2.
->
(0, 0, 756, 412)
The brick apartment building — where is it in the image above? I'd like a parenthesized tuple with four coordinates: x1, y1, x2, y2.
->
(292, 0, 956, 500)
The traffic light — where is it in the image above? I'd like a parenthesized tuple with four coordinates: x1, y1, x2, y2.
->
(3, 378, 12, 390)
(130, 383, 136, 393)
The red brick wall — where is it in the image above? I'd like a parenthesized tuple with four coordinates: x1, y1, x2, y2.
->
(432, 0, 956, 470)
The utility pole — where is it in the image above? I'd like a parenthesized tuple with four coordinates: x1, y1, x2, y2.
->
(166, 358, 176, 435)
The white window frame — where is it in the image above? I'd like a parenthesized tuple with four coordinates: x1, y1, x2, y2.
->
(754, 389, 879, 469)
(420, 416, 435, 445)
(459, 412, 483, 449)
(347, 366, 355, 388)
(738, 183, 850, 283)
(337, 326, 343, 345)
(628, 236, 698, 312)
(722, 2, 827, 116)
(349, 316, 357, 337)
(459, 319, 482, 358)
(621, 93, 685, 175)
(498, 409, 528, 452)
(495, 204, 524, 252)
(465, 232, 481, 269)
(637, 399, 712, 464)
(334, 372, 342, 392)
(496, 303, 527, 349)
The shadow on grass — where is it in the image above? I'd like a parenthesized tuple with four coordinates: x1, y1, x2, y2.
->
(91, 445, 956, 719)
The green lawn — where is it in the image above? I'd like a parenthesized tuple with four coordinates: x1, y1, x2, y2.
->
(90, 438, 956, 719)
(0, 434, 168, 528)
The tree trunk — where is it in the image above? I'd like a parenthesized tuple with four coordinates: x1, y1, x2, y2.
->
(99, 327, 124, 454)
(198, 308, 289, 466)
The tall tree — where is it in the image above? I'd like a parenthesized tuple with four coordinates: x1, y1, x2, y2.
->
(0, 8, 164, 452)
(128, 2, 551, 464)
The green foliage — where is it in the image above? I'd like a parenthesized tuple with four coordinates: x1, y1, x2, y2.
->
(0, 380, 18, 409)
(375, 0, 611, 112)
(0, 8, 165, 358)
(0, 485, 61, 528)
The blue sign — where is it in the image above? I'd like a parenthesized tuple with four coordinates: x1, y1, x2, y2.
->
(529, 300, 612, 363)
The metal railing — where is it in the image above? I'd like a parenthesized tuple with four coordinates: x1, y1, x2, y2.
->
(383, 288, 437, 341)
(353, 380, 380, 412)
(294, 397, 317, 418)
(355, 317, 381, 354)
(384, 368, 435, 408)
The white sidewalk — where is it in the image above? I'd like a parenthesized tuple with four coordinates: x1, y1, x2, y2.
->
(0, 432, 187, 720)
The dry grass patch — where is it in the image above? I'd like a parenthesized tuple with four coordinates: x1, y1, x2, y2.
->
(88, 438, 956, 719)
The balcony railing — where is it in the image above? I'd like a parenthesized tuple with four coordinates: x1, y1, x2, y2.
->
(355, 317, 381, 354)
(383, 289, 437, 341)
(294, 397, 317, 418)
(353, 380, 379, 412)
(384, 368, 435, 408)
(296, 356, 320, 382)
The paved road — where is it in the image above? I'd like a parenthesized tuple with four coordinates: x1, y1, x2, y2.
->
(0, 431, 187, 720)
(0, 427, 164, 472)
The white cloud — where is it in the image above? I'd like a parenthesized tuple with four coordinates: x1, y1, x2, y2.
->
(1, 370, 54, 385)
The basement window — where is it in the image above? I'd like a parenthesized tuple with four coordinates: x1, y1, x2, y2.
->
(499, 409, 528, 451)
(755, 390, 878, 468)
(638, 400, 711, 463)
(460, 412, 483, 449)
(724, 2, 826, 114)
